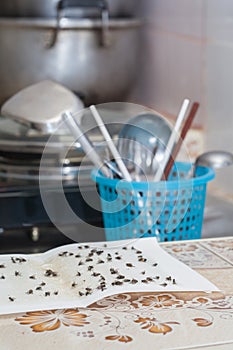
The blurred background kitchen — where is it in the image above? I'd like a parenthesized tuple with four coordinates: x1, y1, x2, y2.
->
(0, 0, 232, 253)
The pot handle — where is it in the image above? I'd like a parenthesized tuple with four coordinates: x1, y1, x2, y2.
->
(47, 0, 110, 48)
(58, 0, 107, 11)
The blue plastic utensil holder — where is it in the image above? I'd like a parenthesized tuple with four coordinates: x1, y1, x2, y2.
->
(91, 162, 215, 242)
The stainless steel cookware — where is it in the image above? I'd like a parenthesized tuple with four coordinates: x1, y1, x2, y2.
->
(0, 17, 142, 106)
(1, 80, 84, 134)
(0, 0, 137, 18)
(192, 150, 233, 177)
(117, 113, 172, 178)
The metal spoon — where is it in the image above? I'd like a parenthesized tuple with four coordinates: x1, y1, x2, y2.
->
(192, 150, 233, 177)
(117, 112, 173, 180)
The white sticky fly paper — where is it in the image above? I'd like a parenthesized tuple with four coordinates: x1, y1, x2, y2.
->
(0, 237, 219, 315)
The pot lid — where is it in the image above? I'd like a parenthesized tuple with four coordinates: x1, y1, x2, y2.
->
(1, 80, 84, 134)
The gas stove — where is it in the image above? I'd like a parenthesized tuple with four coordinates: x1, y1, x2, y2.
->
(0, 108, 123, 251)
(0, 102, 160, 252)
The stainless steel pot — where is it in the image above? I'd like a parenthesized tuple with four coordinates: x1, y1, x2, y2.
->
(0, 17, 142, 106)
(0, 0, 137, 18)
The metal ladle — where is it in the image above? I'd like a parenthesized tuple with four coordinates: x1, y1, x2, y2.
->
(192, 150, 233, 177)
(117, 113, 173, 180)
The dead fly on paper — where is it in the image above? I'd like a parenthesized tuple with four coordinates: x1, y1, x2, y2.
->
(130, 279, 138, 285)
(9, 297, 15, 302)
(92, 272, 100, 277)
(14, 271, 21, 277)
(44, 269, 58, 277)
(97, 284, 106, 291)
(26, 289, 33, 295)
(97, 259, 104, 264)
(85, 287, 92, 293)
(115, 256, 122, 261)
(111, 281, 123, 286)
(154, 276, 160, 280)
(99, 275, 105, 282)
(160, 283, 167, 287)
(0, 264, 5, 268)
(32, 284, 44, 291)
(29, 275, 36, 279)
(116, 275, 125, 280)
(126, 263, 134, 267)
(58, 251, 74, 257)
(11, 257, 27, 264)
(96, 250, 104, 256)
(146, 277, 153, 282)
(141, 279, 149, 284)
(107, 253, 112, 261)
(59, 251, 68, 257)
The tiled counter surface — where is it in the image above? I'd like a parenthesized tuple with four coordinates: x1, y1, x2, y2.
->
(0, 236, 233, 350)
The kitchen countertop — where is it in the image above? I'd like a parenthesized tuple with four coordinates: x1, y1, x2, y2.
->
(203, 193, 233, 238)
(0, 236, 232, 350)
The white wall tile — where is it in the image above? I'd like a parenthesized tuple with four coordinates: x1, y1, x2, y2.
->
(204, 42, 233, 196)
(144, 0, 203, 38)
(205, 43, 233, 131)
(138, 28, 204, 123)
(130, 0, 205, 124)
(206, 0, 233, 44)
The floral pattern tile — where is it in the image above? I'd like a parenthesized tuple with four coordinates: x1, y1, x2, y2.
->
(9, 292, 233, 349)
(162, 242, 232, 268)
(201, 238, 233, 265)
(15, 309, 89, 333)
